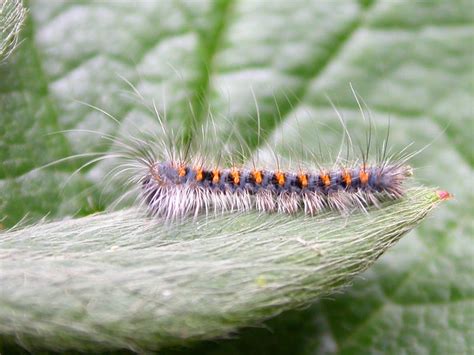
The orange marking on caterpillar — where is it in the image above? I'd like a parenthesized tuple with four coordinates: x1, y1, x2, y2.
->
(231, 168, 240, 185)
(275, 171, 285, 186)
(253, 170, 263, 184)
(342, 169, 352, 187)
(320, 173, 331, 187)
(298, 173, 308, 188)
(212, 169, 220, 184)
(178, 165, 186, 177)
(195, 168, 204, 182)
(359, 169, 369, 185)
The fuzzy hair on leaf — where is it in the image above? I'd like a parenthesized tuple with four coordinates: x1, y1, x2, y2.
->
(0, 188, 450, 352)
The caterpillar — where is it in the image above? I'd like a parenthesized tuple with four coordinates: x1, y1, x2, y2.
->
(141, 161, 412, 219)
(108, 110, 415, 222)
(66, 88, 420, 222)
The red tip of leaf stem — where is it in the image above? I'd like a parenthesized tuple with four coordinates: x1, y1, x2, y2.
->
(436, 190, 453, 201)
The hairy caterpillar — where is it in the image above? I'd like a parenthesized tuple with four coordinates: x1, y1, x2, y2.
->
(141, 161, 412, 219)
(73, 85, 426, 222)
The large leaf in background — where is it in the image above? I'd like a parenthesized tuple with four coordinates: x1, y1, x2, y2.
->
(0, 0, 472, 353)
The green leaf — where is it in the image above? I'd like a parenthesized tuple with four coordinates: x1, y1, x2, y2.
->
(0, 0, 472, 353)
(0, 188, 448, 352)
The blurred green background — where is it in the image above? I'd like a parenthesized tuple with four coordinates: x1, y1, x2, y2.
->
(1, 0, 473, 353)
